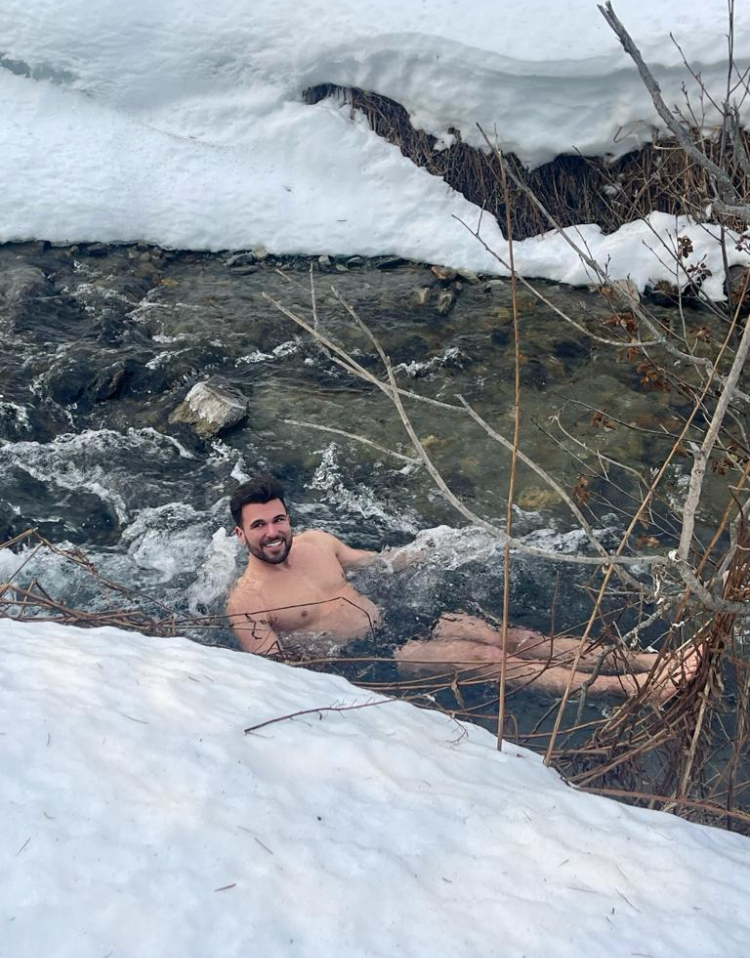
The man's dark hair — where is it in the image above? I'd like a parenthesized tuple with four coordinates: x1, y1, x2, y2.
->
(230, 474, 288, 526)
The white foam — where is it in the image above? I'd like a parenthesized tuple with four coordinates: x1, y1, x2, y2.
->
(186, 527, 241, 614)
(121, 503, 213, 581)
(0, 428, 196, 524)
(309, 442, 420, 534)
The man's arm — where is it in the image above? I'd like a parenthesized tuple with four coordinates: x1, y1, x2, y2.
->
(306, 530, 377, 571)
(315, 531, 418, 573)
(226, 590, 282, 655)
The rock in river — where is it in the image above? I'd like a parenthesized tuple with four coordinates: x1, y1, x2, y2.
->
(169, 377, 248, 438)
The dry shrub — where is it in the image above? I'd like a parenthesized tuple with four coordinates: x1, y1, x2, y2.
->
(304, 84, 750, 238)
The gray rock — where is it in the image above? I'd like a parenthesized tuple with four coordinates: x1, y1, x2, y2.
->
(230, 265, 259, 276)
(225, 252, 256, 267)
(431, 265, 457, 282)
(318, 255, 332, 267)
(347, 256, 365, 267)
(376, 257, 407, 270)
(169, 377, 248, 437)
(0, 265, 48, 309)
(727, 264, 750, 305)
(436, 288, 457, 315)
(409, 286, 432, 308)
(252, 247, 269, 262)
(0, 266, 53, 332)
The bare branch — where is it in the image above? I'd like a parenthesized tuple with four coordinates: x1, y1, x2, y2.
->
(599, 2, 745, 215)
(677, 314, 750, 562)
(282, 418, 420, 464)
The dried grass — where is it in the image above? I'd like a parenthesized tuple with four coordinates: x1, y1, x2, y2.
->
(304, 84, 750, 239)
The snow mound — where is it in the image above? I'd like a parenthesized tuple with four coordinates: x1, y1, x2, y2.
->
(1, 620, 748, 958)
(1, 1, 749, 292)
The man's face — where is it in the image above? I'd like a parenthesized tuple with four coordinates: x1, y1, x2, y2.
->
(235, 498, 293, 565)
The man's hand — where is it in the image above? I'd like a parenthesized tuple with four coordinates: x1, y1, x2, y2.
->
(380, 544, 422, 572)
(226, 593, 282, 655)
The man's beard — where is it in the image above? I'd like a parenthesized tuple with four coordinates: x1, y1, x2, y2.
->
(248, 530, 292, 565)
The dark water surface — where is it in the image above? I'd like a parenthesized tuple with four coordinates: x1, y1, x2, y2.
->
(0, 241, 716, 731)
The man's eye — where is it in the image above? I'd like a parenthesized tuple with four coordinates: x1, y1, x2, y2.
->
(274, 516, 287, 524)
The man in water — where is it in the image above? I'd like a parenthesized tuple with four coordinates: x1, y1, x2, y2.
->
(225, 474, 698, 701)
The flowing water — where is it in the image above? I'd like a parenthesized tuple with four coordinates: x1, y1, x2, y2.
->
(0, 240, 719, 730)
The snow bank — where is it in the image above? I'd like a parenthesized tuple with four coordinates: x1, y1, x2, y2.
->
(1, 1, 749, 291)
(2, 620, 748, 958)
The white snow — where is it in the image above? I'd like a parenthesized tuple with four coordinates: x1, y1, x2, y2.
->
(2, 1, 750, 292)
(1, 620, 748, 957)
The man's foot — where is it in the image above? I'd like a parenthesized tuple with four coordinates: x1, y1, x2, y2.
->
(599, 644, 701, 704)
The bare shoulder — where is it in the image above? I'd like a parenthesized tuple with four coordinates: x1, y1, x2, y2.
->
(226, 571, 264, 614)
(296, 529, 343, 553)
(297, 528, 376, 571)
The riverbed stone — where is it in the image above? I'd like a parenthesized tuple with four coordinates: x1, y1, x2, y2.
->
(519, 357, 548, 390)
(431, 265, 457, 282)
(517, 487, 562, 510)
(0, 266, 48, 324)
(727, 264, 750, 307)
(83, 243, 110, 257)
(169, 377, 248, 437)
(436, 288, 457, 315)
(515, 292, 538, 313)
(408, 286, 432, 308)
(375, 257, 407, 270)
(225, 252, 256, 267)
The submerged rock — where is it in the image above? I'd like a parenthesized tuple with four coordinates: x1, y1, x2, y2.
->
(375, 257, 407, 270)
(436, 287, 457, 315)
(225, 252, 256, 267)
(431, 265, 457, 282)
(409, 286, 432, 308)
(169, 377, 248, 437)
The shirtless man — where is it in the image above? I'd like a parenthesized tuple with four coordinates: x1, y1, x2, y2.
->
(226, 474, 699, 701)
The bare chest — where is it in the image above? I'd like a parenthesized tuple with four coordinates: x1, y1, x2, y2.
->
(247, 549, 350, 633)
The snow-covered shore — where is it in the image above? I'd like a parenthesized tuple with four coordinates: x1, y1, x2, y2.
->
(2, 620, 748, 958)
(1, 1, 749, 293)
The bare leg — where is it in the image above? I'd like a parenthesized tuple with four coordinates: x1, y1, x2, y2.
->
(430, 613, 656, 674)
(396, 637, 701, 701)
(395, 638, 627, 695)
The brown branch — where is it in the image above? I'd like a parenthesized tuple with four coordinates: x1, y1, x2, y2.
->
(244, 698, 391, 734)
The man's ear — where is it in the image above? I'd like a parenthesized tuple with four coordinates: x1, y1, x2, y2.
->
(235, 526, 246, 546)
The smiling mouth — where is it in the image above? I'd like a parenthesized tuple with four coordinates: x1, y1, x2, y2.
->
(263, 538, 286, 550)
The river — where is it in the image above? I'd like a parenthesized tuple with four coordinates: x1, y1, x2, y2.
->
(0, 239, 721, 733)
